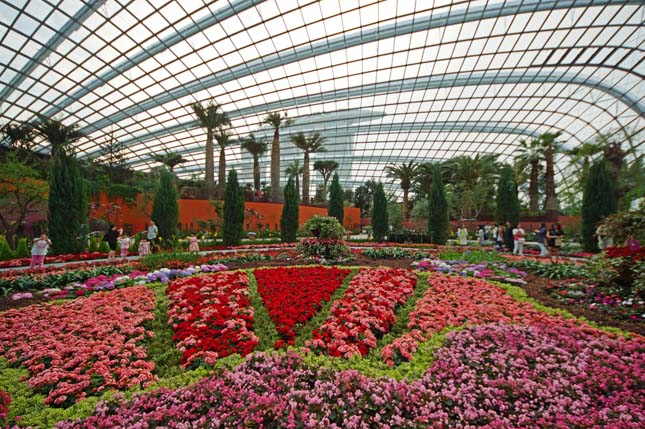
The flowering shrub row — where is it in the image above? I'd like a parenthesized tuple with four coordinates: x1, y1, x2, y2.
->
(254, 266, 350, 348)
(0, 252, 109, 269)
(166, 271, 258, 368)
(57, 324, 645, 428)
(413, 258, 527, 285)
(381, 273, 569, 365)
(0, 286, 157, 406)
(307, 268, 417, 358)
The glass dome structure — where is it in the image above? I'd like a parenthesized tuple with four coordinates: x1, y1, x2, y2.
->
(1, 0, 643, 195)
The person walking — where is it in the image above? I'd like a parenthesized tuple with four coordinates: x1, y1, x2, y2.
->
(30, 233, 52, 269)
(456, 224, 469, 246)
(495, 223, 505, 251)
(547, 223, 564, 263)
(147, 221, 158, 252)
(512, 223, 526, 256)
(119, 233, 131, 260)
(535, 223, 549, 257)
(478, 226, 486, 245)
(504, 221, 514, 252)
(104, 224, 120, 260)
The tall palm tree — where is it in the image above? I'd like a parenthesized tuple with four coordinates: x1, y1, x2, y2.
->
(385, 161, 420, 221)
(539, 131, 562, 214)
(291, 131, 326, 201)
(313, 160, 338, 204)
(191, 101, 230, 197)
(214, 129, 234, 197)
(32, 115, 85, 155)
(240, 133, 268, 192)
(153, 152, 187, 172)
(412, 163, 434, 199)
(263, 112, 292, 203)
(564, 140, 603, 187)
(284, 159, 303, 197)
(515, 138, 543, 213)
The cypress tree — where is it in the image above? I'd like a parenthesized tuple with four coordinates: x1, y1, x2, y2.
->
(223, 169, 245, 246)
(327, 173, 344, 225)
(151, 169, 179, 246)
(582, 160, 616, 252)
(427, 164, 448, 244)
(495, 164, 520, 226)
(15, 237, 30, 258)
(48, 148, 87, 254)
(280, 176, 299, 242)
(372, 182, 388, 242)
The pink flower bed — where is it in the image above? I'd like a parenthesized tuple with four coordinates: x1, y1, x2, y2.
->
(57, 324, 645, 428)
(0, 286, 157, 406)
(382, 272, 581, 365)
(307, 268, 416, 358)
(166, 271, 259, 368)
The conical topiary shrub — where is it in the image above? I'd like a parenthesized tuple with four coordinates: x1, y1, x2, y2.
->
(16, 238, 30, 258)
(0, 236, 14, 260)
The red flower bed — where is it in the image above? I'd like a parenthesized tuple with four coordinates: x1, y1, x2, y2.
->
(167, 272, 258, 368)
(605, 246, 645, 260)
(306, 268, 417, 358)
(0, 252, 111, 269)
(254, 266, 350, 348)
(381, 273, 589, 365)
(0, 286, 157, 406)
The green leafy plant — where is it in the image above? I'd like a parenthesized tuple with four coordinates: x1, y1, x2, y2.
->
(280, 177, 299, 243)
(151, 170, 179, 247)
(15, 238, 30, 259)
(327, 173, 344, 224)
(582, 160, 616, 252)
(371, 183, 388, 242)
(427, 164, 448, 244)
(222, 170, 244, 246)
(0, 236, 14, 261)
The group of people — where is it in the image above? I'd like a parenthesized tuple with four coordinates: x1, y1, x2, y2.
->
(456, 222, 565, 261)
(103, 221, 160, 260)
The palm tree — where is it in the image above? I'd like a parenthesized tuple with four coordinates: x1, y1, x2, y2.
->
(263, 112, 292, 203)
(385, 161, 420, 221)
(313, 160, 338, 204)
(564, 140, 603, 187)
(153, 152, 187, 172)
(240, 133, 268, 192)
(214, 130, 234, 197)
(291, 131, 326, 201)
(515, 138, 543, 213)
(32, 115, 85, 155)
(191, 101, 230, 197)
(539, 131, 563, 214)
(412, 163, 434, 199)
(284, 159, 303, 197)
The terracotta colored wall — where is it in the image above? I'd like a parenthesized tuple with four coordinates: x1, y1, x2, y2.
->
(90, 193, 361, 234)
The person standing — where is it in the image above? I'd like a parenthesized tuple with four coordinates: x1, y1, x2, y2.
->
(147, 221, 158, 252)
(456, 224, 469, 246)
(188, 234, 200, 253)
(119, 233, 131, 260)
(547, 223, 564, 263)
(494, 223, 505, 251)
(504, 221, 514, 252)
(30, 233, 52, 269)
(104, 224, 120, 260)
(478, 226, 486, 245)
(512, 223, 526, 256)
(535, 223, 549, 257)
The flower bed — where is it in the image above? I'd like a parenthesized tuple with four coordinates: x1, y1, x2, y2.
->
(0, 252, 110, 269)
(57, 324, 645, 428)
(413, 258, 527, 285)
(254, 266, 351, 347)
(382, 273, 569, 365)
(166, 271, 258, 368)
(307, 268, 417, 358)
(0, 286, 157, 406)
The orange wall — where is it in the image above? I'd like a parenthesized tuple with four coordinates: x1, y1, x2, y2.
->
(90, 193, 361, 234)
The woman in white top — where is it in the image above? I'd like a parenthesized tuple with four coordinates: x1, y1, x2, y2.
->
(512, 224, 526, 256)
(456, 224, 469, 246)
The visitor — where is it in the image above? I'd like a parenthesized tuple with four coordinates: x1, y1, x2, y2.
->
(147, 220, 158, 252)
(626, 234, 640, 251)
(456, 224, 468, 246)
(30, 233, 52, 269)
(104, 224, 120, 260)
(594, 223, 613, 250)
(512, 223, 526, 256)
(478, 225, 485, 245)
(504, 221, 514, 252)
(138, 237, 150, 257)
(494, 223, 505, 251)
(535, 223, 549, 257)
(119, 233, 131, 260)
(188, 234, 200, 253)
(547, 223, 564, 263)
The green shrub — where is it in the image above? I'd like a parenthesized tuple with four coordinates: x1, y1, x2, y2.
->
(151, 170, 179, 247)
(327, 173, 344, 224)
(88, 236, 99, 252)
(496, 164, 520, 226)
(15, 238, 30, 258)
(222, 170, 244, 246)
(98, 240, 110, 253)
(582, 160, 616, 252)
(427, 164, 448, 244)
(371, 183, 388, 242)
(138, 252, 201, 271)
(280, 177, 299, 243)
(301, 216, 345, 240)
(0, 236, 14, 260)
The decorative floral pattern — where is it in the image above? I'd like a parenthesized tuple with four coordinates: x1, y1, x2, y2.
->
(0, 286, 157, 406)
(254, 266, 350, 348)
(166, 271, 258, 368)
(307, 268, 417, 358)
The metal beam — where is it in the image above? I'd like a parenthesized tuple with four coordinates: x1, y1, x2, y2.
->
(41, 0, 266, 118)
(0, 0, 107, 103)
(77, 0, 641, 133)
(127, 120, 543, 166)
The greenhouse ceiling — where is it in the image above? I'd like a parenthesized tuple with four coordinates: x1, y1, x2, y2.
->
(0, 0, 643, 191)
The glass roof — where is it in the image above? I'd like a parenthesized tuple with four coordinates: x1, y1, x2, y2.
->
(1, 0, 643, 193)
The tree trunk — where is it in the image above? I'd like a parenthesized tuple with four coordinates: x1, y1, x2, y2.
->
(253, 156, 260, 192)
(270, 128, 282, 202)
(322, 176, 330, 204)
(205, 130, 214, 197)
(528, 159, 539, 212)
(302, 152, 310, 203)
(403, 187, 410, 221)
(543, 144, 557, 213)
(218, 145, 226, 198)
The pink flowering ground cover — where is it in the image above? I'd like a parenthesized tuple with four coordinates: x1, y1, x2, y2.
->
(307, 268, 417, 358)
(0, 286, 157, 407)
(166, 271, 259, 368)
(382, 272, 582, 365)
(56, 323, 645, 428)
